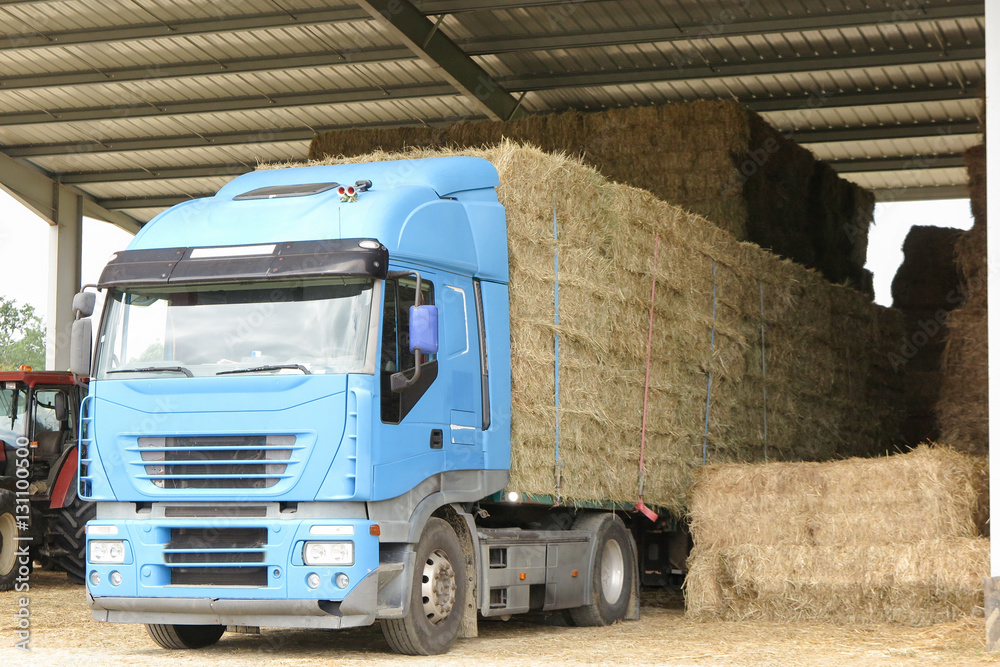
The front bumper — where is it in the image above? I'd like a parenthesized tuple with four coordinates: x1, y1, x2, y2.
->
(89, 569, 379, 629)
(86, 514, 382, 628)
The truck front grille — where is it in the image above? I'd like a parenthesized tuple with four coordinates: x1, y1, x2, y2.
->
(137, 435, 295, 489)
(165, 527, 268, 587)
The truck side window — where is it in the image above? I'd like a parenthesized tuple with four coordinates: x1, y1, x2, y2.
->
(381, 277, 437, 424)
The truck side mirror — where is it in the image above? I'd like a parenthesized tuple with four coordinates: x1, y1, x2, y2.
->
(73, 291, 96, 318)
(70, 318, 92, 377)
(70, 290, 96, 377)
(391, 305, 439, 393)
(409, 305, 439, 355)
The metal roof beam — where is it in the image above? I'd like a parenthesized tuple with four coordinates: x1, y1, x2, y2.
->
(0, 1, 610, 54)
(0, 149, 141, 232)
(828, 153, 967, 173)
(0, 82, 457, 126)
(793, 121, 982, 144)
(1, 50, 980, 128)
(356, 0, 526, 121)
(498, 46, 984, 90)
(0, 47, 415, 90)
(97, 194, 213, 210)
(1, 4, 981, 92)
(458, 2, 986, 54)
(2, 114, 488, 157)
(872, 184, 970, 202)
(59, 164, 254, 184)
(0, 6, 369, 51)
(745, 86, 982, 113)
(1, 84, 979, 158)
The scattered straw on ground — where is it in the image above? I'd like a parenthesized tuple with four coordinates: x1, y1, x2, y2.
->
(1, 570, 997, 666)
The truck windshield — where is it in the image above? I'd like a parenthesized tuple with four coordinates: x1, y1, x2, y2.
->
(95, 278, 375, 379)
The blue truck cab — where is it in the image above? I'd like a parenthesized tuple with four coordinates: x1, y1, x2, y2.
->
(74, 157, 638, 654)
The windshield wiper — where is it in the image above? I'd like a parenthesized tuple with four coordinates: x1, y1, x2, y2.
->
(217, 364, 312, 376)
(108, 366, 194, 377)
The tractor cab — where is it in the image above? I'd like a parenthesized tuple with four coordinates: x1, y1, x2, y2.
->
(0, 369, 85, 499)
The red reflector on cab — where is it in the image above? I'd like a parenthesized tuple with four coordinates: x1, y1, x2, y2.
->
(370, 524, 381, 536)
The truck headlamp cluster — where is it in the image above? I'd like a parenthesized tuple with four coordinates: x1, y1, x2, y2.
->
(303, 541, 354, 566)
(89, 540, 125, 564)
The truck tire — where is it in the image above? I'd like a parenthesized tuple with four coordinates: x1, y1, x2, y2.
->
(381, 517, 466, 655)
(146, 624, 226, 649)
(44, 482, 96, 583)
(0, 490, 25, 591)
(569, 512, 634, 627)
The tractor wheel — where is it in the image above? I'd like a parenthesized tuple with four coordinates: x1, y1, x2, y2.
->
(146, 624, 226, 649)
(381, 517, 466, 655)
(568, 512, 635, 627)
(0, 489, 27, 591)
(44, 482, 96, 583)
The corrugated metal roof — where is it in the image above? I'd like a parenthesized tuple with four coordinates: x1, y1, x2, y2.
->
(0, 0, 985, 228)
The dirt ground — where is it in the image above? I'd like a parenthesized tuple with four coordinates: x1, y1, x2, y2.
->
(1, 570, 998, 666)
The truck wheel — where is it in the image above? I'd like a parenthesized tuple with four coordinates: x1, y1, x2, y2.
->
(0, 490, 25, 591)
(381, 517, 466, 655)
(569, 512, 634, 627)
(146, 624, 226, 649)
(44, 481, 96, 583)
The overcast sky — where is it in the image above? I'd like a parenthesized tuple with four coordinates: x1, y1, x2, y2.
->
(0, 187, 976, 329)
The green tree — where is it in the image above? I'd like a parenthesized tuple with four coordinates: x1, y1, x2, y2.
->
(0, 297, 46, 370)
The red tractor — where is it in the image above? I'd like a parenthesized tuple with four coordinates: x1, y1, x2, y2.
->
(0, 367, 93, 588)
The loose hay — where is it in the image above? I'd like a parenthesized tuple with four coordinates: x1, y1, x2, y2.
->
(271, 141, 903, 513)
(685, 446, 988, 625)
(308, 103, 874, 290)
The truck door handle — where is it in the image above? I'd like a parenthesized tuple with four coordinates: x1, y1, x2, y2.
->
(430, 429, 443, 449)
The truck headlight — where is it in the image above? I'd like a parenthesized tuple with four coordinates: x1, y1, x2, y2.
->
(89, 540, 125, 564)
(303, 541, 354, 566)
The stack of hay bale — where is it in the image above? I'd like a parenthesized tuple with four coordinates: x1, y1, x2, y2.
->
(309, 102, 874, 293)
(937, 143, 988, 456)
(281, 140, 903, 514)
(890, 226, 964, 444)
(685, 445, 989, 624)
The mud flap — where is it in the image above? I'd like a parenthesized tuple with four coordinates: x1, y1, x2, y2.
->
(625, 528, 641, 621)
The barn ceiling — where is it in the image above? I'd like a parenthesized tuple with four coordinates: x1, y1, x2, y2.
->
(0, 0, 984, 232)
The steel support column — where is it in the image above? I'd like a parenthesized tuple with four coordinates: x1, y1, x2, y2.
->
(984, 0, 999, 652)
(46, 186, 82, 371)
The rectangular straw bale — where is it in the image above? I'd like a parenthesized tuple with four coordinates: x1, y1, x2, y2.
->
(308, 103, 873, 290)
(685, 539, 988, 625)
(274, 140, 903, 513)
(936, 143, 988, 455)
(688, 445, 986, 548)
(685, 446, 988, 624)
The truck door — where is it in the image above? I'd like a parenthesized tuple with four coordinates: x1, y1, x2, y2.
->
(374, 272, 483, 499)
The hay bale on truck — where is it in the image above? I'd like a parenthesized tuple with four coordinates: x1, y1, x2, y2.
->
(281, 140, 903, 515)
(685, 445, 989, 625)
(308, 102, 874, 292)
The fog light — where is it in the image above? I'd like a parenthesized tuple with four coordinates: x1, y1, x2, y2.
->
(307, 573, 321, 589)
(335, 573, 349, 589)
(110, 571, 122, 586)
(90, 571, 100, 586)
